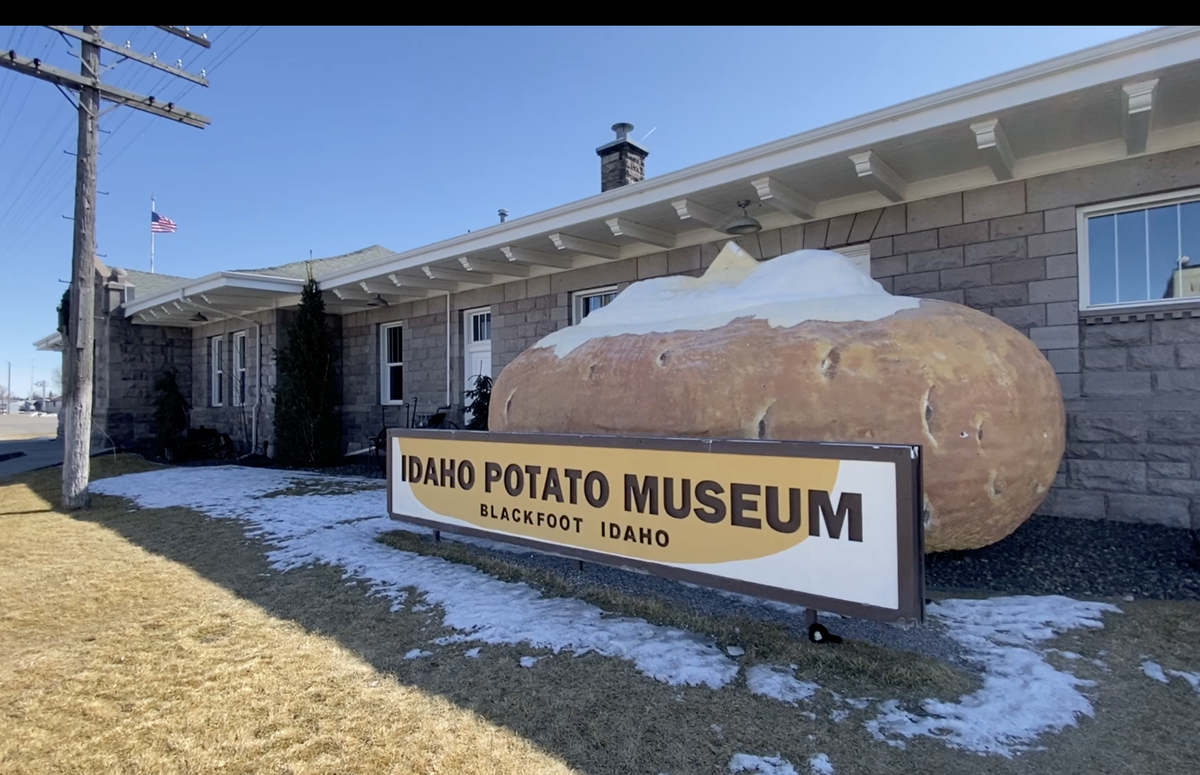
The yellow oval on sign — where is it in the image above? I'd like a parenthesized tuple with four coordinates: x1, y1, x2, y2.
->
(395, 437, 841, 565)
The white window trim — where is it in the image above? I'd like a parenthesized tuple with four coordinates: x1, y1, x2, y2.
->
(571, 286, 619, 325)
(210, 335, 224, 408)
(832, 243, 871, 277)
(380, 321, 405, 406)
(231, 331, 248, 407)
(1077, 186, 1200, 312)
(465, 306, 491, 344)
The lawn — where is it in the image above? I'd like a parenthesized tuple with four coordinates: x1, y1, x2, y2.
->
(2, 456, 1198, 774)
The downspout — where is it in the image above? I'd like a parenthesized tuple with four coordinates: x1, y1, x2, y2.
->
(182, 298, 262, 455)
(445, 291, 451, 408)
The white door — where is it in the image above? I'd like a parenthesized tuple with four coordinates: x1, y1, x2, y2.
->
(463, 308, 492, 424)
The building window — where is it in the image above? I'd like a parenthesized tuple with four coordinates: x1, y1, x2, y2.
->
(571, 287, 618, 324)
(1079, 190, 1200, 310)
(380, 322, 404, 405)
(469, 309, 491, 343)
(210, 335, 224, 407)
(833, 243, 871, 276)
(232, 331, 248, 407)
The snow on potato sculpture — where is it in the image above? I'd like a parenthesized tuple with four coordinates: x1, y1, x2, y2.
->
(490, 242, 1065, 552)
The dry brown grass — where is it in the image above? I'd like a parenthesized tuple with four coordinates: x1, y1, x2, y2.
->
(257, 477, 386, 499)
(3, 456, 1198, 775)
(0, 457, 578, 775)
(377, 530, 976, 699)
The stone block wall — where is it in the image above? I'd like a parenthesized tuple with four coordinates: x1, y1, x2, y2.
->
(88, 268, 193, 452)
(333, 146, 1200, 531)
(1039, 315, 1200, 529)
(98, 315, 193, 451)
(340, 295, 460, 453)
(187, 309, 281, 455)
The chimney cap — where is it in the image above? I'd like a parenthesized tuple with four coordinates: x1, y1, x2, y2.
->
(596, 121, 648, 157)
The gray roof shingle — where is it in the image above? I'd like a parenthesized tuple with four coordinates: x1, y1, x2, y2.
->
(231, 245, 395, 280)
(121, 268, 193, 298)
(111, 245, 395, 305)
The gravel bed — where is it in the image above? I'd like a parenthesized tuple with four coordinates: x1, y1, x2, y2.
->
(927, 515, 1200, 601)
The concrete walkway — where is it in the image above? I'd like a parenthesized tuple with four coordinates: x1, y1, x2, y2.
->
(0, 437, 64, 479)
(0, 413, 63, 477)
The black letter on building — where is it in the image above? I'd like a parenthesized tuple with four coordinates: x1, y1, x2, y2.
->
(458, 460, 476, 490)
(542, 468, 564, 502)
(663, 477, 691, 518)
(585, 472, 609, 508)
(729, 483, 762, 529)
(764, 486, 801, 533)
(808, 491, 863, 542)
(504, 464, 523, 497)
(694, 481, 726, 524)
(484, 462, 501, 493)
(624, 474, 659, 515)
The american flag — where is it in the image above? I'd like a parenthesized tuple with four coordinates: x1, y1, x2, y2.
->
(151, 211, 177, 233)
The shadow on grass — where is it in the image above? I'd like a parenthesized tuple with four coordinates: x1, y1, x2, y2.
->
(23, 456, 1200, 775)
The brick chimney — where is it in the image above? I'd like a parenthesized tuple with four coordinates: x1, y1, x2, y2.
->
(596, 122, 648, 192)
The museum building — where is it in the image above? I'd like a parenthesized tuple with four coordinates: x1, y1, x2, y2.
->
(37, 27, 1200, 533)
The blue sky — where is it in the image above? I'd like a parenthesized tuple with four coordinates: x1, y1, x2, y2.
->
(0, 25, 1154, 396)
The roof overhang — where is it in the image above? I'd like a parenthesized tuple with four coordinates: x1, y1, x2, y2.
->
(33, 331, 63, 352)
(121, 26, 1200, 317)
(124, 271, 308, 326)
(305, 26, 1200, 302)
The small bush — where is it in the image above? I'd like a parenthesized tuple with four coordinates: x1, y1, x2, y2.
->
(153, 368, 190, 458)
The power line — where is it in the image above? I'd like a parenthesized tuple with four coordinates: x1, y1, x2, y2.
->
(103, 26, 257, 171)
(101, 26, 224, 149)
(0, 25, 214, 509)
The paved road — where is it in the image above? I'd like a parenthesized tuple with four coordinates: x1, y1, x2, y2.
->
(0, 414, 58, 442)
(0, 414, 62, 478)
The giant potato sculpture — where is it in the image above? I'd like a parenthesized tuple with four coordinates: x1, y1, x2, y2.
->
(490, 243, 1065, 552)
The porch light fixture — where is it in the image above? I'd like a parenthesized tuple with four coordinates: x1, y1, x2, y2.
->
(189, 312, 208, 323)
(367, 294, 389, 307)
(724, 200, 762, 235)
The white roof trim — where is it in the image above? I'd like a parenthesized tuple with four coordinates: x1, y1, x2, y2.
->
(314, 26, 1200, 289)
(33, 331, 63, 351)
(124, 271, 305, 316)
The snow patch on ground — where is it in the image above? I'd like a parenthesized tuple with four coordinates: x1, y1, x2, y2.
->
(808, 753, 834, 774)
(403, 649, 431, 660)
(464, 648, 481, 658)
(745, 665, 818, 705)
(1142, 660, 1200, 693)
(865, 595, 1120, 758)
(92, 467, 739, 689)
(519, 656, 539, 668)
(728, 753, 798, 775)
(1142, 660, 1169, 683)
(94, 468, 1127, 758)
(1170, 670, 1200, 693)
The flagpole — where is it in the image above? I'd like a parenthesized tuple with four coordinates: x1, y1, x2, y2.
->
(150, 194, 155, 274)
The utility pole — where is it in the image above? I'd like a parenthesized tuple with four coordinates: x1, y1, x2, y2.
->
(0, 26, 211, 508)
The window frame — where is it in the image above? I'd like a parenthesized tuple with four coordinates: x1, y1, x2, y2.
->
(466, 307, 491, 344)
(571, 286, 619, 325)
(832, 243, 871, 276)
(380, 321, 405, 406)
(210, 335, 224, 408)
(231, 331, 248, 407)
(1077, 188, 1200, 312)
